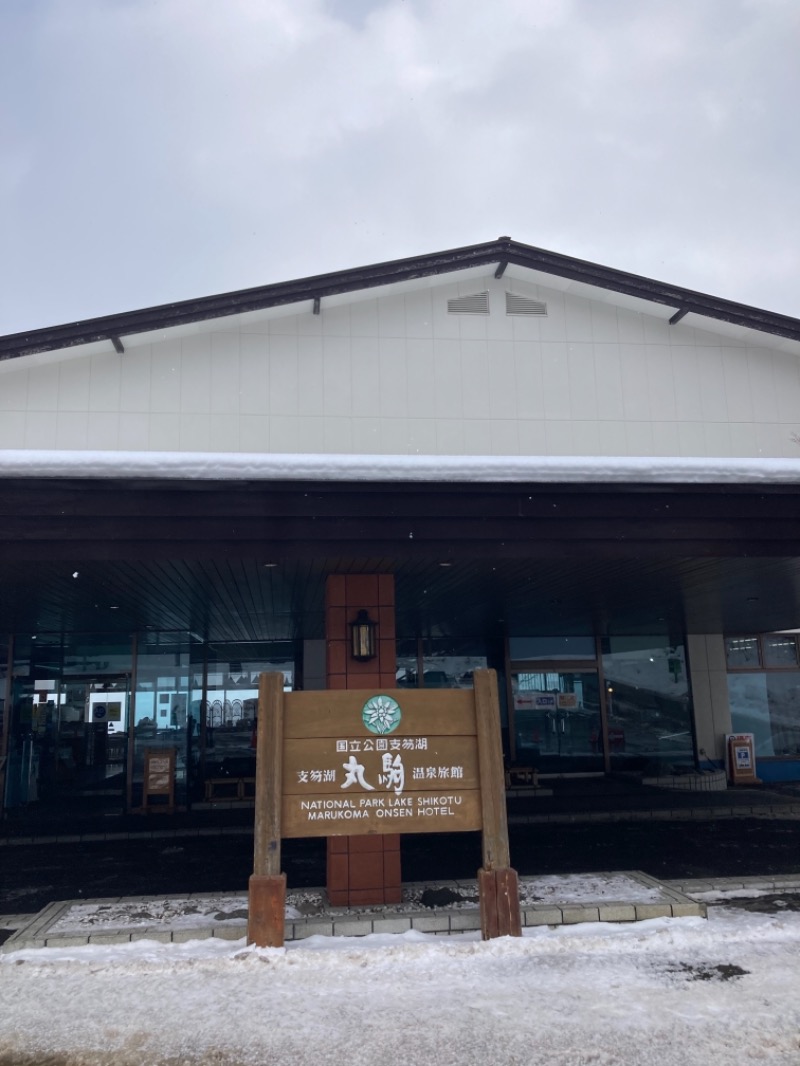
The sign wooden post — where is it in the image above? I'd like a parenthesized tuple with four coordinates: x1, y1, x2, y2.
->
(248, 667, 520, 945)
(474, 669, 521, 939)
(248, 672, 286, 948)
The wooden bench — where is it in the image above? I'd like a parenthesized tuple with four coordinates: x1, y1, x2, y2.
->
(204, 776, 256, 801)
(505, 766, 539, 789)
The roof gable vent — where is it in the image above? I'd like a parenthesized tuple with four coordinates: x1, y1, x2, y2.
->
(506, 292, 547, 316)
(447, 291, 490, 315)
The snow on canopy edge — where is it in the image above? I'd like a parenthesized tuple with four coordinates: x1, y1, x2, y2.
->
(2, 450, 800, 483)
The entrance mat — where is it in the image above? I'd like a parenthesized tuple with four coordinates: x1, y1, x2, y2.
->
(1, 871, 704, 951)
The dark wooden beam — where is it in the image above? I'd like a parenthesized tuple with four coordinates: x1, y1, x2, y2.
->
(4, 537, 799, 563)
(669, 309, 689, 325)
(2, 480, 800, 562)
(110, 336, 125, 353)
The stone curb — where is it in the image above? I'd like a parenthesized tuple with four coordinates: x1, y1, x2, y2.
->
(1, 871, 705, 952)
(665, 873, 800, 894)
(7, 872, 799, 952)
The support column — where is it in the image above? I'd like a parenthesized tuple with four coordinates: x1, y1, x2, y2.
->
(686, 634, 731, 766)
(325, 574, 401, 906)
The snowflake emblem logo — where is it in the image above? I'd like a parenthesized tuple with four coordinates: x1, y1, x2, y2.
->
(362, 694, 402, 735)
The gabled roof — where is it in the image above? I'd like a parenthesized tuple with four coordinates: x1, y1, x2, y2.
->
(2, 236, 799, 362)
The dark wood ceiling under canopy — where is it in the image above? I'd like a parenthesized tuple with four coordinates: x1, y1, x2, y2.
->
(2, 478, 800, 642)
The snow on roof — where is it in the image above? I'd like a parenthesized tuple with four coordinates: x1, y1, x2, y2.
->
(2, 450, 800, 483)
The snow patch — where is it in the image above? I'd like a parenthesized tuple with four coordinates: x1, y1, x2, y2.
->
(3, 911, 800, 1065)
(42, 874, 669, 937)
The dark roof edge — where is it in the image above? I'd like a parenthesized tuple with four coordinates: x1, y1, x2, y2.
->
(2, 237, 799, 362)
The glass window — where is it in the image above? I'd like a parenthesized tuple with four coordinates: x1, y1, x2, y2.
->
(62, 634, 133, 677)
(133, 632, 192, 809)
(4, 635, 133, 816)
(766, 675, 800, 755)
(0, 637, 7, 715)
(508, 636, 596, 661)
(725, 636, 761, 669)
(396, 639, 488, 688)
(4, 672, 35, 810)
(511, 670, 602, 772)
(729, 671, 800, 757)
(0, 639, 8, 779)
(763, 635, 799, 668)
(421, 638, 487, 689)
(395, 638, 418, 688)
(602, 639, 693, 771)
(24, 633, 63, 680)
(199, 641, 294, 804)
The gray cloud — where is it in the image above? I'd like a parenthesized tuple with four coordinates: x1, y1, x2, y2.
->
(1, 0, 798, 332)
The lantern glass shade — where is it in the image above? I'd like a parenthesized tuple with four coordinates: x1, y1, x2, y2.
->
(350, 609, 377, 661)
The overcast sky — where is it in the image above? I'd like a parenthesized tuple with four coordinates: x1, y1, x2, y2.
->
(1, 0, 799, 335)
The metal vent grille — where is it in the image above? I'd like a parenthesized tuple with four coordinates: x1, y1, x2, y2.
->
(447, 291, 490, 315)
(505, 292, 547, 316)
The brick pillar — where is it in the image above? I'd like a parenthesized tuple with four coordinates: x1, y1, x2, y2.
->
(325, 574, 401, 906)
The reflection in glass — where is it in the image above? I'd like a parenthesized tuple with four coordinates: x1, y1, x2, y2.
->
(511, 670, 602, 772)
(0, 639, 6, 753)
(396, 638, 488, 690)
(729, 671, 800, 757)
(2, 633, 299, 816)
(423, 639, 487, 689)
(763, 635, 799, 668)
(395, 638, 419, 688)
(133, 633, 192, 809)
(508, 636, 596, 662)
(725, 636, 761, 669)
(199, 644, 293, 802)
(4, 635, 133, 817)
(602, 639, 693, 771)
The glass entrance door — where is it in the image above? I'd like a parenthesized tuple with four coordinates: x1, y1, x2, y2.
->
(41, 675, 129, 813)
(6, 673, 130, 818)
(511, 670, 603, 773)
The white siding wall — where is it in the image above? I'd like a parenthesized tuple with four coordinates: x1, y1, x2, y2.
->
(2, 272, 799, 457)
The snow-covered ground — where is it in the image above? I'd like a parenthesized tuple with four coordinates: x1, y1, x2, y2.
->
(2, 899, 800, 1065)
(38, 873, 668, 937)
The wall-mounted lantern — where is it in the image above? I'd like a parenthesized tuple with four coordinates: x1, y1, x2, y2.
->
(350, 609, 377, 661)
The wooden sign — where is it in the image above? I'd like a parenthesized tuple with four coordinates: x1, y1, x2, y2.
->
(141, 747, 176, 813)
(281, 689, 480, 838)
(248, 670, 520, 947)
